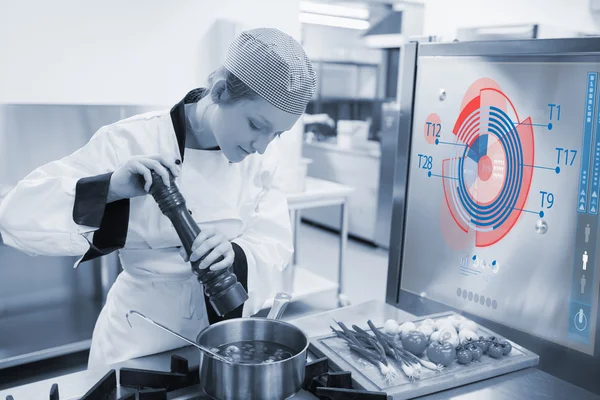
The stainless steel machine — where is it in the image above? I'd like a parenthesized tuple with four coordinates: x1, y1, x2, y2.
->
(386, 38, 600, 395)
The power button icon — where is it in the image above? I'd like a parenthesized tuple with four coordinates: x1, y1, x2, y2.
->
(574, 308, 588, 332)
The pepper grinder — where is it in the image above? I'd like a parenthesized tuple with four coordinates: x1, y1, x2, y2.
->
(147, 170, 248, 316)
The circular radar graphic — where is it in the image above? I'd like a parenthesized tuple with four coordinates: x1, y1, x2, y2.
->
(442, 78, 535, 247)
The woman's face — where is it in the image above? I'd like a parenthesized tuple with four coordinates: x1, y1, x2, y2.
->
(209, 95, 300, 163)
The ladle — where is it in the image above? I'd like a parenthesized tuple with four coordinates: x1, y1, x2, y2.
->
(126, 310, 230, 363)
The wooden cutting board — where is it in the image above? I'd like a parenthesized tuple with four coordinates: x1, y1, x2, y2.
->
(309, 312, 539, 399)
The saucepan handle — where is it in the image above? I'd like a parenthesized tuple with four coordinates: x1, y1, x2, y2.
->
(266, 293, 291, 320)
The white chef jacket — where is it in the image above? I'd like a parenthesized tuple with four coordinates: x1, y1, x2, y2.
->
(0, 89, 293, 368)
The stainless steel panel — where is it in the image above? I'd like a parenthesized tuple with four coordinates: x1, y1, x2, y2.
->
(375, 38, 435, 249)
(418, 37, 600, 58)
(402, 56, 597, 354)
(385, 42, 418, 306)
(456, 24, 590, 42)
(386, 39, 600, 395)
(0, 299, 102, 369)
(375, 102, 400, 248)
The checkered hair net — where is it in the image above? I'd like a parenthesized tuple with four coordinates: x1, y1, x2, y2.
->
(223, 28, 317, 115)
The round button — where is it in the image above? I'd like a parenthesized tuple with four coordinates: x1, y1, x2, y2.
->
(175, 159, 181, 165)
(439, 89, 447, 101)
(188, 209, 193, 215)
(535, 219, 548, 235)
(574, 309, 588, 332)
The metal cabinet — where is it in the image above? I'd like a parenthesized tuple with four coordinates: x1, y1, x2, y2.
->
(301, 141, 380, 243)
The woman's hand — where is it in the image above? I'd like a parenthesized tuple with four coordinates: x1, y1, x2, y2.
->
(108, 155, 180, 202)
(179, 227, 234, 271)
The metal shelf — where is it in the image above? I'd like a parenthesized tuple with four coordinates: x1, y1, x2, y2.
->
(0, 299, 102, 369)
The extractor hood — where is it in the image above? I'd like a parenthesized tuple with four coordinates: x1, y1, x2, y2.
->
(361, 3, 424, 48)
(361, 11, 404, 48)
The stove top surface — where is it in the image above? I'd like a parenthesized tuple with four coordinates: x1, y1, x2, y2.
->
(1, 353, 389, 400)
(165, 384, 317, 399)
(104, 355, 385, 399)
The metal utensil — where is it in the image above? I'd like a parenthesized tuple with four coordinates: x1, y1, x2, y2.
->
(196, 292, 309, 400)
(125, 310, 230, 363)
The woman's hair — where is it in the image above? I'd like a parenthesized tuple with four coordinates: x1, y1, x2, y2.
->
(207, 66, 259, 104)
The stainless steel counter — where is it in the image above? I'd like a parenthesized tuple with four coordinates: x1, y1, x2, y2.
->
(414, 367, 598, 400)
(0, 301, 597, 399)
(0, 299, 102, 369)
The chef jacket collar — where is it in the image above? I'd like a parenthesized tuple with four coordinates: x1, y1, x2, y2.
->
(170, 88, 220, 162)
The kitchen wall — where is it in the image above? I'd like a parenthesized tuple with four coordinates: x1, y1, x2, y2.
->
(0, 0, 305, 171)
(0, 1, 304, 365)
(0, 0, 300, 105)
(423, 0, 600, 41)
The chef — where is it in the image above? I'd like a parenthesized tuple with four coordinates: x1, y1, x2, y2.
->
(0, 28, 316, 368)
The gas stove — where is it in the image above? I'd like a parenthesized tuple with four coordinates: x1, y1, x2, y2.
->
(4, 355, 389, 400)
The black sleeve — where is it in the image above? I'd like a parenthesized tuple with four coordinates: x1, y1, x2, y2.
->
(206, 242, 248, 324)
(72, 172, 129, 263)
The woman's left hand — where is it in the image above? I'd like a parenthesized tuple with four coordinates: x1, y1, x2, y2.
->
(179, 227, 234, 271)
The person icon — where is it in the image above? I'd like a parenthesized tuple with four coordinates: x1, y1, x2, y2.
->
(585, 224, 591, 243)
(583, 251, 589, 270)
(581, 275, 587, 294)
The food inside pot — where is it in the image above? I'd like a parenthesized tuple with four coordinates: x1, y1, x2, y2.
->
(211, 340, 295, 364)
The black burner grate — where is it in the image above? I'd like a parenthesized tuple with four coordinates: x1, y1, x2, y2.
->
(303, 357, 388, 399)
(138, 388, 167, 400)
(80, 370, 117, 400)
(5, 354, 390, 399)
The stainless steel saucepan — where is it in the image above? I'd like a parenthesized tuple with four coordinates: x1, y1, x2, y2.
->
(127, 293, 309, 400)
